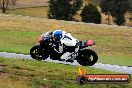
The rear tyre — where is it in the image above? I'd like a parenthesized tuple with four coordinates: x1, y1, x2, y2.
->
(30, 45, 49, 60)
(77, 49, 98, 66)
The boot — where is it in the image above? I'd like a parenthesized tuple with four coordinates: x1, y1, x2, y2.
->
(60, 52, 72, 61)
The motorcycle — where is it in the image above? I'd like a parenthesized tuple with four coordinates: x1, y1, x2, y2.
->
(30, 36, 98, 66)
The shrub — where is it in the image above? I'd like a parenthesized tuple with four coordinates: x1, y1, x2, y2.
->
(80, 3, 101, 24)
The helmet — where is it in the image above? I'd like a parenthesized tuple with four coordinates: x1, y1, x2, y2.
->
(52, 30, 62, 40)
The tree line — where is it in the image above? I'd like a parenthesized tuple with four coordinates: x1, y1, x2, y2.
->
(0, 0, 131, 26)
(48, 0, 131, 26)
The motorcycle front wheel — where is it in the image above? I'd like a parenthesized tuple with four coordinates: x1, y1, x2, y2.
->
(30, 44, 49, 60)
(77, 49, 98, 66)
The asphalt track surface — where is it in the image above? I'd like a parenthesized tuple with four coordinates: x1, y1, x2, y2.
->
(0, 52, 132, 74)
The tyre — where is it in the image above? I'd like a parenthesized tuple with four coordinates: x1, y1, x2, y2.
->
(77, 49, 98, 66)
(30, 45, 49, 60)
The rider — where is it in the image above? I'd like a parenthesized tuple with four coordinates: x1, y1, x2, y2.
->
(41, 30, 79, 61)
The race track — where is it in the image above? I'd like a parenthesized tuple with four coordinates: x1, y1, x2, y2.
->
(0, 52, 132, 74)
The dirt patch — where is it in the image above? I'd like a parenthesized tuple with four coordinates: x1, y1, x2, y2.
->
(0, 72, 8, 77)
(0, 64, 8, 67)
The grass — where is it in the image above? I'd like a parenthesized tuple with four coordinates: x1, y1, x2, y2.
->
(0, 14, 131, 66)
(7, 6, 48, 18)
(0, 30, 39, 54)
(99, 55, 132, 66)
(0, 57, 132, 88)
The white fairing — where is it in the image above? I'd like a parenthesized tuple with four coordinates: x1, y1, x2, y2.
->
(61, 31, 77, 46)
(60, 31, 78, 60)
(61, 52, 72, 60)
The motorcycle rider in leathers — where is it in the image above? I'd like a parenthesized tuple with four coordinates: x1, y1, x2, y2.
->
(41, 30, 79, 62)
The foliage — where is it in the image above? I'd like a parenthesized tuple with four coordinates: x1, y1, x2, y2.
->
(80, 3, 101, 24)
(100, 0, 130, 25)
(48, 0, 83, 21)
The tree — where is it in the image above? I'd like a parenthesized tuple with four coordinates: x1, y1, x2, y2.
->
(80, 3, 101, 24)
(48, 0, 83, 21)
(128, 0, 132, 12)
(112, 0, 129, 25)
(0, 0, 9, 13)
(100, 0, 112, 24)
(100, 0, 130, 26)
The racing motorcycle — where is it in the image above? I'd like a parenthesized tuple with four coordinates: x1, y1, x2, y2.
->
(30, 36, 98, 66)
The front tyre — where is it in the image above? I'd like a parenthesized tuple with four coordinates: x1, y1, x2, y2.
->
(77, 49, 98, 66)
(30, 44, 49, 60)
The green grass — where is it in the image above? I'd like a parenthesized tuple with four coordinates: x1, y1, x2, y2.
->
(0, 30, 39, 54)
(7, 6, 48, 18)
(98, 55, 132, 66)
(0, 57, 131, 88)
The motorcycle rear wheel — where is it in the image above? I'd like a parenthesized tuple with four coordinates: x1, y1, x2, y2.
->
(77, 49, 98, 66)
